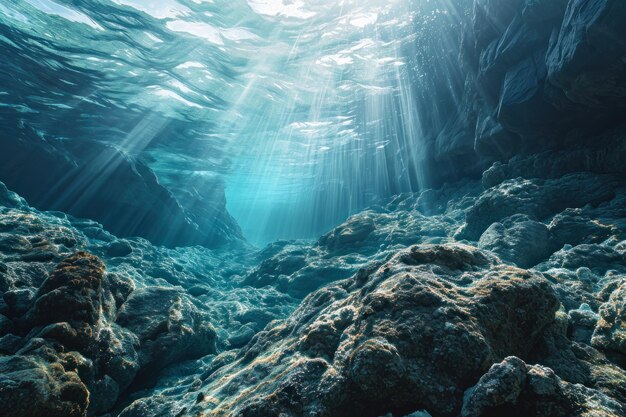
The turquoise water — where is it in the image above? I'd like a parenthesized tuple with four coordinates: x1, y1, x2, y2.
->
(0, 0, 467, 245)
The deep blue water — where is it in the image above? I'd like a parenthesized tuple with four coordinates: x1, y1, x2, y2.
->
(0, 0, 468, 245)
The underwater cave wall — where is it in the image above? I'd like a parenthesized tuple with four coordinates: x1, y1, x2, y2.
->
(418, 0, 626, 187)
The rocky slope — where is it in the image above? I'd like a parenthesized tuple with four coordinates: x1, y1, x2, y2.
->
(0, 132, 243, 249)
(1, 1, 626, 416)
(1, 146, 626, 416)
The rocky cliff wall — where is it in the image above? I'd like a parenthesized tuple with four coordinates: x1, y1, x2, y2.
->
(420, 0, 626, 186)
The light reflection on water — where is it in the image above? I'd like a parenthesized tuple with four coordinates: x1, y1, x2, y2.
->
(0, 0, 469, 245)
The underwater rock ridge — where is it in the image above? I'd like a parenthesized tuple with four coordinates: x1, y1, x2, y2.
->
(2, 164, 626, 416)
(0, 136, 243, 249)
(0, 248, 218, 416)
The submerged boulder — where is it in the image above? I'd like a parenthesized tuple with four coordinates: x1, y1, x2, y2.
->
(116, 286, 218, 377)
(478, 214, 554, 267)
(461, 356, 626, 417)
(24, 251, 105, 329)
(592, 281, 626, 360)
(185, 244, 559, 417)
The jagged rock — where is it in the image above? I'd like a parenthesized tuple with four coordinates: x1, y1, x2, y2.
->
(474, 108, 518, 159)
(478, 214, 554, 267)
(115, 286, 218, 378)
(592, 281, 626, 360)
(472, 0, 525, 50)
(538, 244, 626, 275)
(0, 354, 89, 417)
(547, 0, 626, 108)
(549, 208, 613, 247)
(3, 288, 35, 318)
(0, 137, 242, 249)
(522, 0, 569, 25)
(187, 244, 559, 417)
(481, 130, 626, 189)
(457, 174, 616, 241)
(318, 213, 376, 252)
(461, 356, 626, 416)
(24, 252, 105, 328)
(567, 303, 599, 345)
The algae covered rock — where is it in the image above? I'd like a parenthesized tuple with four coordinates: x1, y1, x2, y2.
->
(24, 251, 105, 328)
(457, 174, 616, 241)
(592, 281, 626, 359)
(0, 355, 89, 417)
(461, 356, 626, 417)
(116, 286, 218, 375)
(188, 244, 559, 417)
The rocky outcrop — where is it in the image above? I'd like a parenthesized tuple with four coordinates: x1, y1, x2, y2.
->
(461, 356, 626, 417)
(457, 173, 616, 241)
(419, 0, 626, 187)
(0, 250, 218, 417)
(0, 134, 242, 248)
(167, 244, 561, 417)
(0, 180, 288, 416)
(592, 281, 626, 363)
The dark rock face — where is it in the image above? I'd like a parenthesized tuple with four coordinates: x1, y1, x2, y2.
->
(419, 0, 626, 187)
(546, 0, 626, 108)
(461, 356, 626, 417)
(0, 135, 242, 248)
(0, 250, 218, 417)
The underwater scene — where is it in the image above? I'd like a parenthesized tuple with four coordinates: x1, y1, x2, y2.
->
(1, 0, 626, 416)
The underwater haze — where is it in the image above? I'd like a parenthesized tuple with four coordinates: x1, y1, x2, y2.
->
(2, 1, 626, 417)
(0, 0, 470, 245)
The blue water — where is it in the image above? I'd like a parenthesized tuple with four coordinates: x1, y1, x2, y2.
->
(0, 0, 468, 245)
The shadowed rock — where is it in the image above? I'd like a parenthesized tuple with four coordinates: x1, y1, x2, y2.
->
(461, 356, 626, 417)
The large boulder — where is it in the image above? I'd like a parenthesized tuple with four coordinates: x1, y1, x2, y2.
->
(478, 214, 554, 267)
(181, 244, 559, 417)
(461, 356, 626, 417)
(115, 286, 217, 379)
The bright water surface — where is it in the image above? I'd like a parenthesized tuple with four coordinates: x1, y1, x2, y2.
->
(0, 0, 467, 244)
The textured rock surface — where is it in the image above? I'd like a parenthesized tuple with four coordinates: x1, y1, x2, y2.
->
(417, 0, 626, 187)
(2, 1, 626, 416)
(2, 157, 626, 417)
(0, 137, 243, 249)
(126, 244, 561, 417)
(461, 356, 626, 417)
